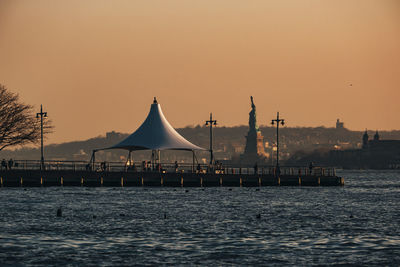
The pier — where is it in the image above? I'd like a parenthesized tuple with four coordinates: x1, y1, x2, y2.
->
(0, 98, 344, 187)
(0, 160, 343, 187)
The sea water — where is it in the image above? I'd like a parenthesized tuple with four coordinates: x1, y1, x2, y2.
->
(0, 170, 399, 266)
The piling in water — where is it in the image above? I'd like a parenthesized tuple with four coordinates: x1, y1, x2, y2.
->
(57, 207, 62, 217)
(0, 170, 344, 187)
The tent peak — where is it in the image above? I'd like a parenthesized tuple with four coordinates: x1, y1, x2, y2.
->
(105, 99, 205, 151)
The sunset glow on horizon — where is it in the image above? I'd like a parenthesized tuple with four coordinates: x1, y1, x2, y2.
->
(1, 0, 399, 144)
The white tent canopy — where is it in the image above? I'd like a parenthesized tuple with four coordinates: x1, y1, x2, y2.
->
(104, 98, 204, 152)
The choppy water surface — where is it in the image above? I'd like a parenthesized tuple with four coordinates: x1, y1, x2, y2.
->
(0, 170, 399, 266)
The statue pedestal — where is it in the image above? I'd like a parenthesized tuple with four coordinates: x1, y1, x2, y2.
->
(241, 130, 268, 165)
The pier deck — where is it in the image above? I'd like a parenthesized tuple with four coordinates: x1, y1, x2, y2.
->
(0, 160, 343, 187)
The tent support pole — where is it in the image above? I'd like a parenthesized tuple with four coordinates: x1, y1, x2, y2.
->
(158, 150, 161, 173)
(151, 150, 154, 171)
(192, 150, 195, 173)
(91, 150, 96, 171)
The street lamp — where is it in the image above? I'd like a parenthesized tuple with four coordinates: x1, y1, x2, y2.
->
(205, 113, 217, 165)
(271, 112, 285, 176)
(36, 105, 47, 170)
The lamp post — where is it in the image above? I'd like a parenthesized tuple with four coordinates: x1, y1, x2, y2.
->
(36, 105, 47, 170)
(271, 112, 285, 176)
(271, 146, 277, 165)
(205, 113, 217, 165)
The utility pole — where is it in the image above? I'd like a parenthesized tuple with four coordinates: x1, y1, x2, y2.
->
(36, 105, 47, 170)
(271, 112, 285, 176)
(205, 113, 217, 165)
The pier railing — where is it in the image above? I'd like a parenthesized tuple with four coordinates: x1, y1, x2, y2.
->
(0, 160, 336, 177)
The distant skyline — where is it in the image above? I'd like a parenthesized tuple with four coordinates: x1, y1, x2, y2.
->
(1, 0, 399, 144)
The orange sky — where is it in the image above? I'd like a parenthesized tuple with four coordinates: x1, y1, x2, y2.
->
(0, 0, 399, 144)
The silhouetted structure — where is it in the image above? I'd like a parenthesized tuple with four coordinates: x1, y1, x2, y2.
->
(323, 130, 400, 169)
(362, 130, 400, 156)
(271, 112, 285, 176)
(36, 105, 47, 170)
(336, 119, 344, 129)
(240, 96, 267, 165)
(205, 113, 217, 164)
(362, 129, 369, 149)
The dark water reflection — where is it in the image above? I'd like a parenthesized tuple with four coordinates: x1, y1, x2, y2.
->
(0, 170, 399, 266)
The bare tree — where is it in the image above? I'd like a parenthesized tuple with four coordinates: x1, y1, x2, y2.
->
(0, 84, 53, 151)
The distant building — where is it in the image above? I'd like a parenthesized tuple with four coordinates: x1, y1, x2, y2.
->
(336, 119, 344, 129)
(330, 130, 400, 169)
(106, 131, 124, 143)
(362, 129, 369, 149)
(363, 130, 400, 152)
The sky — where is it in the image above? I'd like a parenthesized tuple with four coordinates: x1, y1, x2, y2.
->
(0, 0, 399, 144)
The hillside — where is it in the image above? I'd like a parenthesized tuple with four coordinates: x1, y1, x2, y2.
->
(1, 126, 400, 164)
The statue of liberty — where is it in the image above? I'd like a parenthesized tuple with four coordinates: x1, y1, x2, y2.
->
(241, 95, 266, 163)
(249, 96, 259, 132)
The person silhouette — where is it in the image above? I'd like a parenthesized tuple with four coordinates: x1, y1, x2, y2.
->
(8, 158, 13, 170)
(1, 159, 6, 170)
(197, 164, 201, 173)
(254, 162, 258, 174)
(174, 161, 178, 173)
